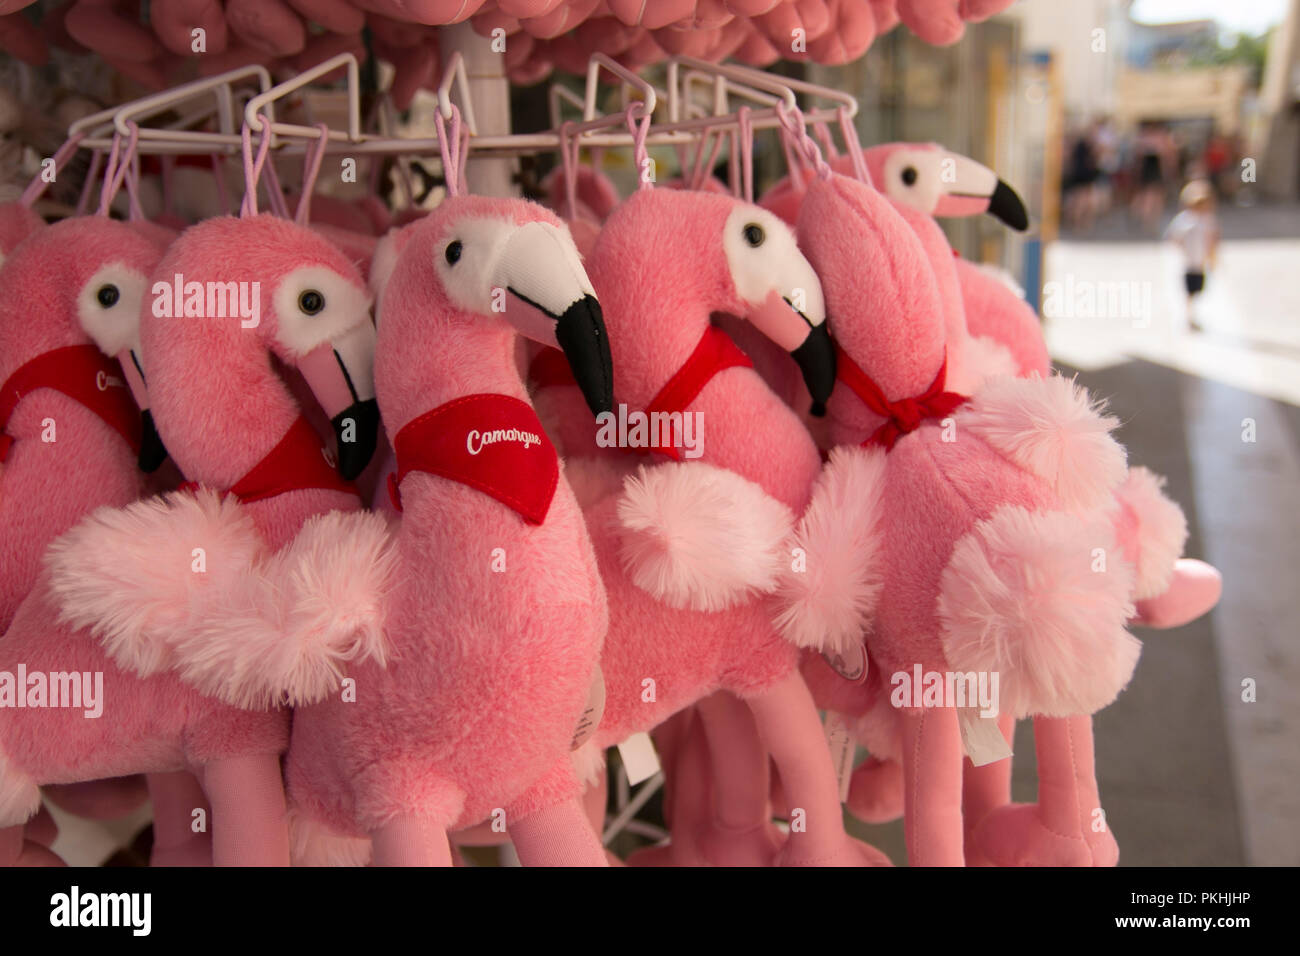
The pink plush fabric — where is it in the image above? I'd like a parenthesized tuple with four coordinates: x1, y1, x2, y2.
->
(0, 218, 157, 633)
(286, 196, 609, 865)
(533, 187, 882, 866)
(2, 213, 388, 865)
(790, 171, 1139, 865)
(954, 258, 1049, 376)
(0, 202, 44, 260)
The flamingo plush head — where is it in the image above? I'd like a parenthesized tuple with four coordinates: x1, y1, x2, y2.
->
(141, 214, 379, 482)
(863, 143, 1029, 230)
(0, 216, 167, 450)
(378, 195, 613, 425)
(0, 217, 162, 376)
(795, 173, 948, 434)
(591, 188, 836, 411)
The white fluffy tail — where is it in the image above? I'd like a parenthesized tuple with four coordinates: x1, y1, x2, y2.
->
(938, 504, 1139, 719)
(46, 490, 395, 709)
(772, 445, 888, 654)
(617, 461, 793, 612)
(957, 375, 1128, 510)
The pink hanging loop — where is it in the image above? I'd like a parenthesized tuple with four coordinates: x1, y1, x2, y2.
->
(259, 136, 291, 219)
(814, 120, 839, 159)
(75, 149, 105, 217)
(20, 131, 86, 208)
(295, 123, 331, 226)
(779, 114, 808, 185)
(775, 101, 831, 181)
(123, 137, 146, 221)
(240, 119, 275, 218)
(692, 127, 724, 191)
(97, 122, 142, 217)
(736, 105, 754, 204)
(837, 105, 870, 185)
(456, 117, 470, 193)
(626, 100, 652, 191)
(434, 103, 464, 198)
(559, 119, 581, 222)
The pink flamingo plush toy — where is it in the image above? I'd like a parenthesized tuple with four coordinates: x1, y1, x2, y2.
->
(24, 200, 388, 865)
(530, 179, 889, 866)
(779, 157, 1150, 866)
(283, 192, 616, 867)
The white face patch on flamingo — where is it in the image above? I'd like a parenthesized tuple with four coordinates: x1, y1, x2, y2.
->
(721, 204, 837, 412)
(76, 262, 168, 472)
(880, 146, 1029, 230)
(76, 263, 149, 360)
(433, 214, 613, 416)
(270, 264, 379, 482)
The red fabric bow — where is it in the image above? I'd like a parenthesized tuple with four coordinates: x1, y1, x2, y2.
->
(177, 416, 357, 503)
(0, 345, 141, 463)
(835, 345, 968, 451)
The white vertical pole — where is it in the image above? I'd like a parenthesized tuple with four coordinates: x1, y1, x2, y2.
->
(438, 21, 519, 197)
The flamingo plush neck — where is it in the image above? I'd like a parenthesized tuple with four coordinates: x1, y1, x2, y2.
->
(796, 174, 950, 449)
(587, 189, 823, 510)
(141, 215, 366, 547)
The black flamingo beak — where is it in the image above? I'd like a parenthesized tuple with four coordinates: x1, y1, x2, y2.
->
(553, 294, 614, 417)
(297, 325, 379, 482)
(987, 179, 1029, 231)
(793, 321, 837, 416)
(137, 409, 169, 473)
(331, 396, 380, 481)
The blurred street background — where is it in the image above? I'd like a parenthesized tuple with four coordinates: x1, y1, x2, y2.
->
(827, 0, 1300, 867)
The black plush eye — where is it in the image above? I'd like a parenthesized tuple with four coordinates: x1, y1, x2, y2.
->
(445, 240, 463, 265)
(901, 166, 918, 186)
(96, 284, 120, 308)
(299, 289, 325, 315)
(743, 223, 765, 247)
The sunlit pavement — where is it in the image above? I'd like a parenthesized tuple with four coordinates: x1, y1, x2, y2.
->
(1043, 227, 1299, 866)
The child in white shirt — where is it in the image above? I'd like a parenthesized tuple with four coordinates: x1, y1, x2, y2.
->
(1165, 180, 1219, 330)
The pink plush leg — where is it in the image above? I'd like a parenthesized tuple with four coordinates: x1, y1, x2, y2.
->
(0, 824, 64, 867)
(626, 711, 712, 867)
(846, 756, 905, 824)
(974, 715, 1118, 866)
(691, 692, 783, 865)
(899, 707, 966, 866)
(371, 814, 453, 866)
(961, 713, 1015, 865)
(508, 798, 608, 867)
(0, 825, 20, 866)
(1133, 558, 1222, 629)
(201, 754, 290, 866)
(147, 771, 213, 866)
(749, 673, 889, 866)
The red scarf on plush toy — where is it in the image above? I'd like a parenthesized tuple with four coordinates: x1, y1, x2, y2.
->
(529, 324, 753, 461)
(388, 393, 559, 525)
(835, 345, 968, 451)
(0, 345, 141, 463)
(178, 416, 357, 503)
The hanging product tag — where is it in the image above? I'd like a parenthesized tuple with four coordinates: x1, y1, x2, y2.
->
(616, 731, 661, 786)
(823, 710, 856, 802)
(570, 667, 606, 752)
(822, 640, 868, 684)
(957, 708, 1013, 767)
